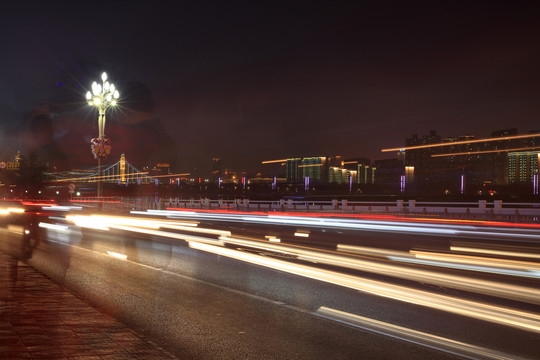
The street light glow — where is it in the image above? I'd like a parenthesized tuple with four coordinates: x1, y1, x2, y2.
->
(86, 71, 121, 203)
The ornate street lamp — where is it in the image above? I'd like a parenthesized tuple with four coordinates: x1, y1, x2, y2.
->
(86, 72, 120, 203)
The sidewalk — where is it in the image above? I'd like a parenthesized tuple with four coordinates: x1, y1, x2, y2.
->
(0, 252, 179, 359)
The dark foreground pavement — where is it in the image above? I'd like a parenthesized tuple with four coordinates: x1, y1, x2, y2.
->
(0, 251, 178, 360)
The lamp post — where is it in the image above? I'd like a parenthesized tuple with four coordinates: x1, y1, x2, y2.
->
(86, 72, 119, 204)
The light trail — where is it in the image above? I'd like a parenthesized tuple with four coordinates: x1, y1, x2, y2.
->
(431, 146, 540, 157)
(150, 172, 191, 178)
(66, 212, 540, 290)
(337, 244, 408, 258)
(141, 210, 463, 236)
(136, 209, 540, 240)
(339, 244, 540, 278)
(188, 240, 540, 334)
(451, 246, 540, 260)
(261, 159, 288, 164)
(67, 214, 227, 236)
(106, 251, 128, 260)
(135, 208, 540, 229)
(381, 133, 540, 152)
(219, 236, 540, 304)
(0, 207, 25, 215)
(66, 214, 226, 246)
(107, 224, 226, 247)
(67, 215, 110, 231)
(316, 307, 530, 360)
(157, 223, 230, 236)
(53, 171, 150, 182)
(410, 250, 540, 273)
(389, 255, 540, 280)
(67, 215, 159, 230)
(82, 211, 540, 307)
(37, 209, 540, 356)
(38, 222, 69, 232)
(265, 235, 281, 242)
(42, 205, 83, 212)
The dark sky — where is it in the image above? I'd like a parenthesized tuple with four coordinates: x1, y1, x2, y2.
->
(1, 1, 540, 173)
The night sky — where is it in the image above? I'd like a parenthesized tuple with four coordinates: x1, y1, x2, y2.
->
(1, 1, 540, 174)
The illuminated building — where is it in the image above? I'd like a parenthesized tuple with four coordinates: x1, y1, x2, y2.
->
(301, 157, 327, 182)
(357, 164, 376, 184)
(329, 167, 347, 183)
(285, 157, 326, 183)
(266, 156, 375, 185)
(285, 158, 302, 183)
(381, 129, 540, 193)
(340, 158, 375, 185)
(405, 166, 414, 189)
(508, 151, 540, 184)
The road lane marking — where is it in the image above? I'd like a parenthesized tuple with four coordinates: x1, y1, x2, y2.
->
(315, 307, 532, 360)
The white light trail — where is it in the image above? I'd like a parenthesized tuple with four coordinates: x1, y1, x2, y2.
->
(107, 224, 225, 247)
(0, 207, 25, 215)
(39, 222, 69, 232)
(158, 223, 230, 236)
(42, 205, 83, 211)
(410, 250, 540, 276)
(451, 246, 540, 260)
(67, 215, 110, 231)
(106, 251, 128, 260)
(390, 256, 540, 280)
(265, 235, 281, 242)
(337, 244, 407, 258)
(220, 236, 540, 304)
(132, 209, 540, 241)
(188, 241, 540, 334)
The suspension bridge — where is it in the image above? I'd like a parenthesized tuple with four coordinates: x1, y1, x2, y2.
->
(45, 154, 156, 184)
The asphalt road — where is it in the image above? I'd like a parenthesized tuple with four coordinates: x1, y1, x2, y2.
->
(2, 205, 539, 359)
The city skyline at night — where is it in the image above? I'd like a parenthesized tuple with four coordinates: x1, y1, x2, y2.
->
(1, 1, 540, 174)
(1, 124, 539, 180)
(2, 4, 540, 359)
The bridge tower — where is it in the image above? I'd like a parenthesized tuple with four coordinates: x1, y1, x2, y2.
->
(120, 153, 126, 183)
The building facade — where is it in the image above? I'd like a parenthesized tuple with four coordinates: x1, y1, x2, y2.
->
(508, 151, 540, 184)
(384, 129, 540, 194)
(282, 156, 375, 185)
